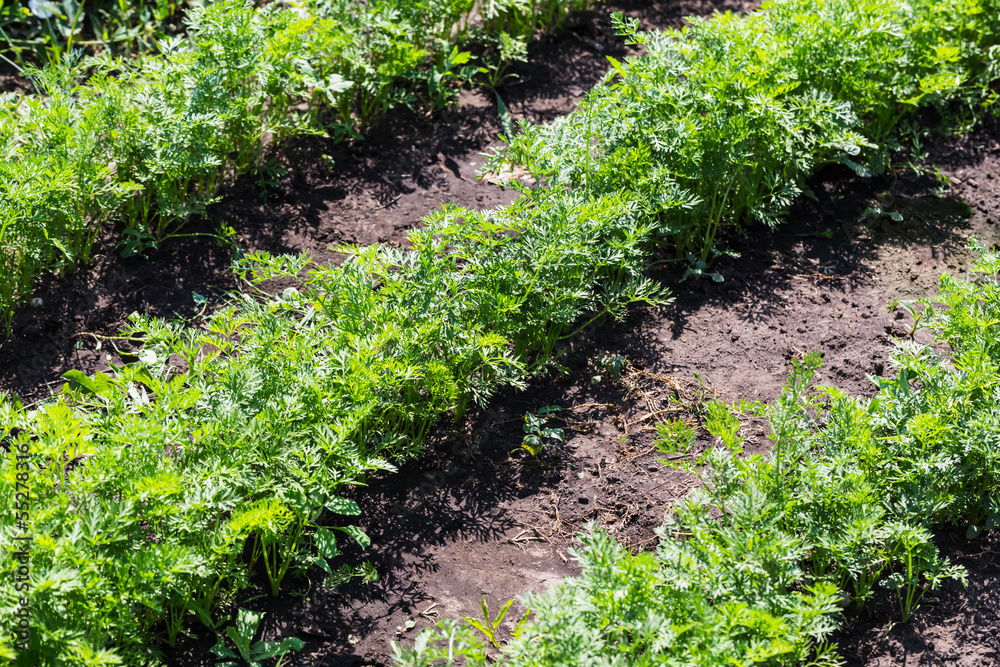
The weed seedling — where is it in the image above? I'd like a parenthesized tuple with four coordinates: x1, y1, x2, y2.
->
(462, 597, 530, 649)
(118, 227, 159, 259)
(888, 298, 925, 338)
(930, 166, 953, 198)
(251, 157, 287, 200)
(424, 43, 477, 111)
(596, 354, 627, 382)
(210, 608, 303, 667)
(859, 205, 903, 225)
(882, 526, 967, 624)
(517, 407, 564, 456)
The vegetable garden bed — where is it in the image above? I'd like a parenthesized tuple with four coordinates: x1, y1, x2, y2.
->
(159, 116, 997, 667)
(153, 117, 1000, 666)
(2, 0, 1000, 665)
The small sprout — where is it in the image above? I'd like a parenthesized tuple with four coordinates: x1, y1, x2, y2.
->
(596, 354, 627, 381)
(118, 227, 159, 259)
(462, 598, 528, 649)
(859, 205, 903, 223)
(842, 155, 873, 177)
(888, 298, 924, 337)
(682, 253, 724, 283)
(515, 409, 564, 456)
(210, 608, 303, 667)
(930, 166, 952, 198)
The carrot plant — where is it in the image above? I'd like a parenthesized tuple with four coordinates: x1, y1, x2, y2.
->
(485, 0, 1000, 268)
(396, 242, 1000, 666)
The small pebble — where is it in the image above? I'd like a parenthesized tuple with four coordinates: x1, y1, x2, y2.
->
(29, 297, 43, 308)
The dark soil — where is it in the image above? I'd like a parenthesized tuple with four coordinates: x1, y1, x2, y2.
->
(1, 1, 999, 666)
(0, 63, 28, 95)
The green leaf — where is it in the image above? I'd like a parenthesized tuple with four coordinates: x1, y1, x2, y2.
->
(493, 599, 514, 628)
(118, 227, 158, 258)
(495, 90, 514, 139)
(512, 609, 532, 638)
(314, 527, 339, 559)
(249, 641, 270, 657)
(606, 55, 628, 79)
(520, 434, 544, 455)
(462, 616, 490, 637)
(327, 74, 353, 93)
(209, 642, 239, 660)
(414, 630, 431, 654)
(62, 369, 99, 395)
(539, 427, 564, 442)
(335, 525, 371, 550)
(190, 597, 218, 630)
(227, 625, 251, 659)
(284, 489, 317, 519)
(137, 348, 162, 365)
(234, 608, 264, 648)
(252, 637, 304, 661)
(841, 156, 872, 178)
(450, 47, 472, 66)
(326, 497, 362, 516)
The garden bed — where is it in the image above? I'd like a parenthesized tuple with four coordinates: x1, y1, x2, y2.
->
(0, 0, 758, 402)
(1, 1, 998, 665)
(158, 112, 1000, 665)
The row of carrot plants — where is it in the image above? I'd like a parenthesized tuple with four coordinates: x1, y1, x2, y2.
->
(2, 0, 1000, 664)
(398, 241, 1000, 666)
(487, 0, 1000, 265)
(0, 0, 591, 330)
